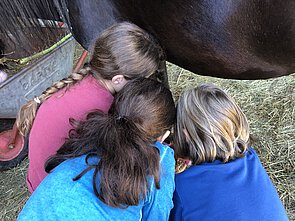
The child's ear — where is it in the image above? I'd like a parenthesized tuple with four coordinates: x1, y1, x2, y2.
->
(157, 130, 171, 143)
(111, 75, 125, 85)
(111, 75, 128, 92)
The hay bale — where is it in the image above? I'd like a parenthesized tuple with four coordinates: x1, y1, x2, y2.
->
(168, 63, 295, 219)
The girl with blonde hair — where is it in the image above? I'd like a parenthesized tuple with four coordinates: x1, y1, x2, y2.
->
(18, 78, 176, 220)
(16, 22, 166, 192)
(170, 83, 288, 221)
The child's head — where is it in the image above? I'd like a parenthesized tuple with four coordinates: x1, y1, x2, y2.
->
(46, 78, 176, 207)
(16, 22, 166, 136)
(108, 77, 175, 141)
(88, 22, 165, 82)
(174, 83, 250, 164)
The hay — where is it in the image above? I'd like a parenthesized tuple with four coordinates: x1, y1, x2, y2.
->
(0, 57, 293, 220)
(168, 63, 295, 219)
(0, 158, 29, 221)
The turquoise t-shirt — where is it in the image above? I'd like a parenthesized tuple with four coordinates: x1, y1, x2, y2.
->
(18, 142, 175, 221)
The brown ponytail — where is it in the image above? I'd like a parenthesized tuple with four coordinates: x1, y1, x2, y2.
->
(45, 78, 176, 208)
(16, 67, 90, 136)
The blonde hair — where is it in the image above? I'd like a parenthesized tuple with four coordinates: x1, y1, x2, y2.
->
(16, 22, 166, 136)
(174, 83, 250, 164)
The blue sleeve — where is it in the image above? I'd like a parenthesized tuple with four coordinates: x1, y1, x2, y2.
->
(142, 142, 175, 221)
(169, 189, 183, 221)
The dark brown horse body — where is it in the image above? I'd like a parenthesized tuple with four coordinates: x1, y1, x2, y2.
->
(0, 0, 294, 169)
(1, 0, 295, 79)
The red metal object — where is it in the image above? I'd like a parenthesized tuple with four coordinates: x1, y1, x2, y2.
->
(73, 50, 88, 73)
(0, 122, 24, 161)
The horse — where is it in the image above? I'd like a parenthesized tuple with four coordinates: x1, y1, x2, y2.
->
(0, 0, 294, 80)
(0, 0, 294, 169)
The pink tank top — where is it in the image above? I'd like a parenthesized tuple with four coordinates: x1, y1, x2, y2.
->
(27, 75, 113, 192)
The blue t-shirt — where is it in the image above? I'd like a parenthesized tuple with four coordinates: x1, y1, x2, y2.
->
(169, 148, 289, 221)
(18, 142, 175, 221)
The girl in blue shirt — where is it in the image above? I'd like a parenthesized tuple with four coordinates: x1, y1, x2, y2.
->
(18, 78, 176, 221)
(170, 83, 288, 221)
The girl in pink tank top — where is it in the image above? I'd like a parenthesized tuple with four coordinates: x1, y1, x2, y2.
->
(16, 22, 167, 192)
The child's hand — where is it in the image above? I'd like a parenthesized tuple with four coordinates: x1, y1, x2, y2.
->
(175, 158, 192, 174)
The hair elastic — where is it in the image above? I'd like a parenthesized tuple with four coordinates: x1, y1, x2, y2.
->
(34, 97, 41, 104)
(115, 115, 127, 124)
(175, 158, 192, 174)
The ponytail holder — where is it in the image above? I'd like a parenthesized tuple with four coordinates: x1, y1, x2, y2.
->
(115, 115, 127, 124)
(34, 97, 41, 104)
(175, 158, 192, 174)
